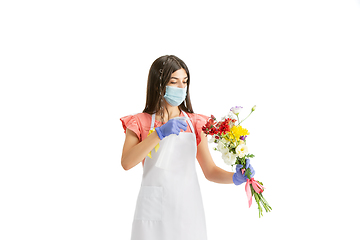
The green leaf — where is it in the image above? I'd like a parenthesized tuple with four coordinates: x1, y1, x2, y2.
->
(245, 168, 252, 179)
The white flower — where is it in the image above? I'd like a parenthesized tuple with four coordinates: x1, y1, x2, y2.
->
(230, 106, 243, 115)
(235, 144, 249, 158)
(227, 111, 237, 120)
(221, 111, 237, 127)
(217, 141, 228, 154)
(222, 151, 237, 165)
(221, 111, 236, 121)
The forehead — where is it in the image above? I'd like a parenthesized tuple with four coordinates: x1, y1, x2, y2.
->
(171, 68, 187, 78)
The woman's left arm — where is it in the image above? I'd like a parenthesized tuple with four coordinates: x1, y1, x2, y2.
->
(196, 131, 234, 184)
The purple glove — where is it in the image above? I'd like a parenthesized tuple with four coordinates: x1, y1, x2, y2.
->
(155, 118, 187, 140)
(233, 159, 255, 186)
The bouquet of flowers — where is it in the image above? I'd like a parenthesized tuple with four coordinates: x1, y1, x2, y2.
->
(202, 105, 272, 217)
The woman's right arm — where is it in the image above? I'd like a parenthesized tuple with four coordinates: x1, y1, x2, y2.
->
(121, 128, 161, 170)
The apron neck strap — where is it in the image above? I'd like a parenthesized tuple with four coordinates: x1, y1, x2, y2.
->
(181, 111, 195, 134)
(151, 113, 155, 129)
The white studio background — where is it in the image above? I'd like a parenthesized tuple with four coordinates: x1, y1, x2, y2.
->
(1, 0, 359, 239)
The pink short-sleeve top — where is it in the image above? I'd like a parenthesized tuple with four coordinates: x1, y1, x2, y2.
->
(120, 112, 209, 146)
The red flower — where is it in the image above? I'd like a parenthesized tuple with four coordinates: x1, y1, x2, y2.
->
(217, 118, 233, 135)
(202, 116, 236, 137)
(202, 115, 219, 136)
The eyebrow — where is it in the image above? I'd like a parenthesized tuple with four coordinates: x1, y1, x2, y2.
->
(170, 76, 188, 80)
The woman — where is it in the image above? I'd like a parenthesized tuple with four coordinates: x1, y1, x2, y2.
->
(120, 55, 254, 240)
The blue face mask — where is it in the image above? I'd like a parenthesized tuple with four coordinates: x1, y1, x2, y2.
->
(164, 86, 187, 106)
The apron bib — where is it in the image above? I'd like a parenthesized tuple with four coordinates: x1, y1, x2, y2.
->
(130, 111, 207, 240)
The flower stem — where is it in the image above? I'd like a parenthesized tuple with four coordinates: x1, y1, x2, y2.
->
(250, 184, 271, 217)
(239, 110, 254, 125)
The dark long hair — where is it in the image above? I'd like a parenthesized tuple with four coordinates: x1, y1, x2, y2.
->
(143, 55, 194, 121)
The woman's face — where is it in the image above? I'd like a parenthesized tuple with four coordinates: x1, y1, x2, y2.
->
(167, 68, 188, 88)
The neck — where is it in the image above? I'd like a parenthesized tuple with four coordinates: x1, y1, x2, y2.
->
(157, 102, 181, 122)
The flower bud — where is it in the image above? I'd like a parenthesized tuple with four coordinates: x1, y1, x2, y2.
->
(251, 105, 256, 112)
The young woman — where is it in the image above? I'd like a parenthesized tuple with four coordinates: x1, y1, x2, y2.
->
(120, 55, 255, 240)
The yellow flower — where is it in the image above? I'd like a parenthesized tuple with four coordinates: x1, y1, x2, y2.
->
(147, 129, 160, 158)
(230, 125, 250, 140)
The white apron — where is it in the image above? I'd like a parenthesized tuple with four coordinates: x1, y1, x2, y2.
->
(130, 111, 207, 240)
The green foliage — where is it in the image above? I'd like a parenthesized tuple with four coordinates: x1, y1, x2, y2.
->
(245, 168, 252, 179)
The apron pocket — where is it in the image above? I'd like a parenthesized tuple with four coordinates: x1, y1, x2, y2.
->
(134, 186, 163, 221)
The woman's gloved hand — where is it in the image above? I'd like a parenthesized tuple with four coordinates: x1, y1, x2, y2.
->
(155, 118, 188, 140)
(233, 158, 255, 185)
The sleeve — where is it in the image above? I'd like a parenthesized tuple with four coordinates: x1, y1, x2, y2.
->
(192, 113, 210, 146)
(120, 115, 141, 140)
